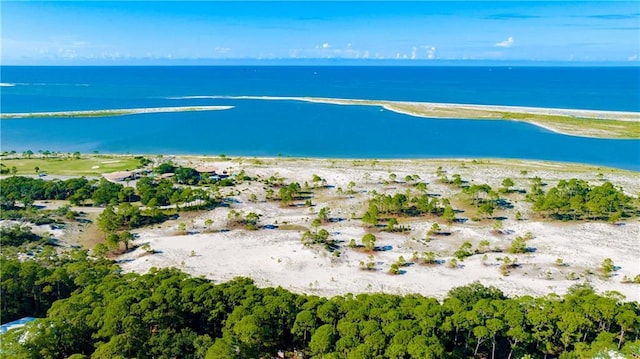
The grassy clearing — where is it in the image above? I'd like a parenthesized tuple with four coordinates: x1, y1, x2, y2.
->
(0, 156, 142, 176)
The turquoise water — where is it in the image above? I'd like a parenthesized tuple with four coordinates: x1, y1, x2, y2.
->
(1, 66, 639, 170)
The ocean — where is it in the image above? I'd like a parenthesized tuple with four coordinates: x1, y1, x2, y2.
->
(1, 66, 639, 170)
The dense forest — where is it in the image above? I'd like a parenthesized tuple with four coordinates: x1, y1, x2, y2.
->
(2, 237, 639, 359)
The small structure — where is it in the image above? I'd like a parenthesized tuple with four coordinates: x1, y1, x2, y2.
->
(0, 317, 36, 334)
(195, 165, 228, 181)
(194, 165, 218, 175)
(103, 170, 142, 183)
(157, 172, 175, 180)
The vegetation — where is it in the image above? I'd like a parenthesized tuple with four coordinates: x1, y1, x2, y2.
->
(362, 192, 455, 229)
(278, 182, 303, 206)
(1, 156, 640, 358)
(509, 236, 529, 254)
(0, 224, 44, 247)
(530, 179, 634, 221)
(0, 155, 143, 176)
(4, 245, 638, 359)
(227, 210, 262, 230)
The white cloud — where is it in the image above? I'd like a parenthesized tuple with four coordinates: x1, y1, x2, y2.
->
(427, 46, 436, 59)
(411, 46, 417, 60)
(214, 47, 231, 54)
(495, 36, 514, 48)
(322, 42, 331, 49)
(57, 47, 77, 59)
(628, 54, 639, 61)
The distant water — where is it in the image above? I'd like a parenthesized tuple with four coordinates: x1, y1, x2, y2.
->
(1, 66, 639, 170)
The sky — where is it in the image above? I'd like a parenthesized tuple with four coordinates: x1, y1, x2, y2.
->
(1, 1, 639, 65)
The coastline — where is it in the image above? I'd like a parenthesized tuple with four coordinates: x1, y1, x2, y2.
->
(0, 105, 234, 119)
(173, 95, 640, 139)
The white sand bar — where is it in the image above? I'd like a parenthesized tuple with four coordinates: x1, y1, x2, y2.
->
(173, 95, 640, 121)
(0, 106, 234, 119)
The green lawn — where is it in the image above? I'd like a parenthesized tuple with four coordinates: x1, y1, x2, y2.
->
(0, 156, 143, 176)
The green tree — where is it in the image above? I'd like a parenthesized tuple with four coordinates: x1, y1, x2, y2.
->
(443, 205, 456, 224)
(362, 233, 377, 252)
(501, 178, 515, 193)
(510, 236, 527, 254)
(119, 231, 134, 251)
(292, 310, 316, 344)
(311, 217, 322, 231)
(427, 223, 441, 236)
(309, 324, 335, 357)
(362, 204, 379, 227)
(389, 263, 401, 275)
(97, 206, 122, 233)
(245, 212, 260, 230)
(318, 207, 331, 223)
(386, 217, 398, 232)
(601, 258, 615, 277)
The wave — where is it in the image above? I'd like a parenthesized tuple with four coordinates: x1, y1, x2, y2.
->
(0, 83, 15, 87)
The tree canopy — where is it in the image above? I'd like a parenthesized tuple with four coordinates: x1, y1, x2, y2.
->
(2, 246, 639, 359)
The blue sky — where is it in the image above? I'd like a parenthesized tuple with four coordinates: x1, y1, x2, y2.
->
(2, 1, 639, 64)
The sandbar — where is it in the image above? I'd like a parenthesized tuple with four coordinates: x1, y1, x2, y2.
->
(0, 105, 234, 119)
(173, 95, 640, 139)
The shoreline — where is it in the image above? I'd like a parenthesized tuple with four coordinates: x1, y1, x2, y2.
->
(171, 95, 640, 139)
(0, 105, 234, 119)
(3, 154, 639, 174)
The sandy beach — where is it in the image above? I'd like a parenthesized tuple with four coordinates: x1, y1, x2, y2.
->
(114, 157, 640, 301)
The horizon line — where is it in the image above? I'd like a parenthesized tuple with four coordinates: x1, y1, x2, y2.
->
(3, 58, 639, 67)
